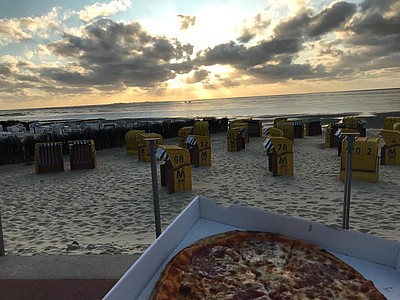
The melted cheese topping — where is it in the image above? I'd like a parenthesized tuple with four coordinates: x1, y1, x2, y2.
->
(151, 231, 385, 300)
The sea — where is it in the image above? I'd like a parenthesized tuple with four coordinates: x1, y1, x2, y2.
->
(0, 88, 399, 123)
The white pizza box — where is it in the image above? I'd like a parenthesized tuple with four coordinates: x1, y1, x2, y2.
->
(104, 195, 400, 300)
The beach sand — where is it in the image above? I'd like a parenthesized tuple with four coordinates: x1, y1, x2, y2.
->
(0, 123, 399, 256)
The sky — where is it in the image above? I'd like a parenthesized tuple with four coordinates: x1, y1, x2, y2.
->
(0, 0, 399, 110)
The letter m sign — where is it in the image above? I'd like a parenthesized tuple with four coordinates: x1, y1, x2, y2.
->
(279, 156, 287, 165)
(176, 170, 186, 179)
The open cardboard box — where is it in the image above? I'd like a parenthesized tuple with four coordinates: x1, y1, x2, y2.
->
(104, 196, 400, 300)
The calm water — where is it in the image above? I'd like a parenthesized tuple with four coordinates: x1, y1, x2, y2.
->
(1, 88, 399, 122)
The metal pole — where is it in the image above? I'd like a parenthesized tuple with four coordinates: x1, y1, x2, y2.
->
(0, 210, 5, 256)
(342, 134, 356, 230)
(146, 138, 162, 238)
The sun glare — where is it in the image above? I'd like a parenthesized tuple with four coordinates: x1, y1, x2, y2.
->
(166, 64, 235, 93)
(205, 64, 235, 76)
(189, 5, 242, 50)
(137, 4, 244, 55)
(166, 74, 185, 89)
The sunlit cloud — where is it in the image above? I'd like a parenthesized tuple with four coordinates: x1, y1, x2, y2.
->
(79, 0, 132, 22)
(0, 7, 60, 46)
(0, 55, 19, 66)
(178, 15, 196, 30)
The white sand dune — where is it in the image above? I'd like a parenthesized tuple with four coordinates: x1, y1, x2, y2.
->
(0, 127, 399, 256)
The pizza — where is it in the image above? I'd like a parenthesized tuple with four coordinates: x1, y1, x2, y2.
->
(150, 230, 386, 300)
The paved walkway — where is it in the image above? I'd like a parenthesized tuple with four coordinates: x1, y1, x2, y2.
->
(0, 255, 139, 300)
(0, 279, 117, 299)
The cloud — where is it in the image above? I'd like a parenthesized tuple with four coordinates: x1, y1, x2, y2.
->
(335, 0, 400, 73)
(178, 15, 196, 30)
(1, 0, 400, 104)
(308, 1, 357, 37)
(0, 64, 13, 76)
(79, 0, 132, 22)
(238, 13, 272, 43)
(0, 17, 195, 102)
(248, 63, 328, 82)
(184, 69, 210, 84)
(360, 0, 396, 12)
(197, 38, 301, 70)
(273, 2, 357, 39)
(347, 0, 400, 36)
(46, 19, 194, 88)
(0, 8, 60, 46)
(193, 0, 400, 84)
(273, 10, 312, 39)
(216, 77, 240, 87)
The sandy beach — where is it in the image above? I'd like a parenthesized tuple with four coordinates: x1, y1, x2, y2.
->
(0, 120, 399, 256)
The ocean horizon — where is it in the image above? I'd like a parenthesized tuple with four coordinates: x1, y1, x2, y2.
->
(1, 87, 399, 123)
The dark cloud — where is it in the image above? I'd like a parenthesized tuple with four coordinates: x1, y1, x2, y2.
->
(50, 19, 152, 62)
(248, 63, 328, 82)
(170, 60, 196, 75)
(198, 38, 301, 70)
(347, 7, 400, 36)
(0, 64, 12, 76)
(40, 84, 93, 95)
(218, 77, 240, 87)
(308, 2, 357, 36)
(340, 0, 400, 70)
(192, 69, 209, 82)
(238, 13, 271, 43)
(274, 11, 312, 39)
(15, 74, 42, 83)
(197, 42, 246, 66)
(203, 76, 240, 89)
(274, 2, 356, 39)
(237, 29, 255, 44)
(178, 15, 196, 30)
(40, 59, 176, 88)
(46, 18, 194, 88)
(0, 78, 42, 93)
(360, 0, 396, 12)
(184, 69, 209, 84)
(228, 0, 398, 83)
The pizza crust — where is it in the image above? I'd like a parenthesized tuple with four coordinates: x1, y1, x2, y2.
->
(151, 230, 386, 300)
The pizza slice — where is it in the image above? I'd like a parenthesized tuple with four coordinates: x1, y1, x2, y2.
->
(283, 239, 386, 299)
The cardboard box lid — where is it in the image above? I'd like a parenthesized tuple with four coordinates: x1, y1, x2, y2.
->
(104, 196, 400, 300)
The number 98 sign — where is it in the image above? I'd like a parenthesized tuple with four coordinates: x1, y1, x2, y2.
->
(173, 155, 185, 164)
